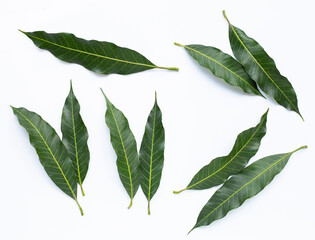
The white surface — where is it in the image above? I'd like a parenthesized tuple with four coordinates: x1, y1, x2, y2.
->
(1, 0, 314, 239)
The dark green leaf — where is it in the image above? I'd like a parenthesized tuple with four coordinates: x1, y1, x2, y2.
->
(12, 106, 83, 215)
(174, 109, 268, 193)
(20, 30, 178, 75)
(61, 81, 90, 196)
(190, 145, 307, 232)
(223, 11, 302, 119)
(101, 90, 140, 208)
(139, 92, 165, 215)
(174, 43, 263, 97)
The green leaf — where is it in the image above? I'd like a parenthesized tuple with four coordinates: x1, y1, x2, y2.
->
(20, 30, 178, 75)
(223, 11, 302, 119)
(61, 81, 90, 196)
(101, 89, 140, 208)
(139, 92, 165, 215)
(12, 106, 83, 215)
(190, 145, 307, 233)
(174, 109, 268, 193)
(174, 43, 263, 97)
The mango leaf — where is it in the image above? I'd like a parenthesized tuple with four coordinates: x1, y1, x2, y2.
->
(20, 30, 178, 75)
(12, 106, 83, 215)
(174, 43, 263, 97)
(223, 11, 302, 119)
(190, 145, 307, 233)
(61, 81, 90, 196)
(139, 92, 165, 215)
(101, 89, 140, 208)
(174, 109, 268, 193)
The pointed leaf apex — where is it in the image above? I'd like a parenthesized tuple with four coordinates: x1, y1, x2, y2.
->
(100, 88, 109, 102)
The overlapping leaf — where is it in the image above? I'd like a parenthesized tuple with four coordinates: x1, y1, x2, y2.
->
(223, 11, 302, 119)
(61, 82, 90, 196)
(139, 92, 165, 214)
(20, 30, 178, 75)
(174, 109, 268, 193)
(102, 90, 140, 208)
(12, 106, 83, 215)
(174, 43, 263, 97)
(190, 145, 307, 232)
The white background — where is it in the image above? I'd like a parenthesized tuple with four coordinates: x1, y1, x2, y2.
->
(1, 0, 314, 239)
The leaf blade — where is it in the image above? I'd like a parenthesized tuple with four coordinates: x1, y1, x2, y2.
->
(21, 30, 178, 75)
(223, 11, 302, 119)
(191, 145, 307, 232)
(139, 92, 165, 214)
(175, 42, 263, 97)
(101, 90, 140, 208)
(61, 81, 90, 196)
(174, 109, 268, 193)
(12, 106, 83, 215)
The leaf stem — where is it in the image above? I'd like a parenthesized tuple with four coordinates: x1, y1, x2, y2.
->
(222, 10, 231, 25)
(80, 184, 85, 196)
(148, 201, 151, 215)
(74, 198, 84, 216)
(292, 145, 307, 154)
(174, 42, 184, 47)
(155, 65, 179, 71)
(128, 199, 133, 209)
(173, 188, 187, 194)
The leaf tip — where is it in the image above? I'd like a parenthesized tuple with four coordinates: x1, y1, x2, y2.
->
(187, 227, 194, 235)
(100, 88, 108, 100)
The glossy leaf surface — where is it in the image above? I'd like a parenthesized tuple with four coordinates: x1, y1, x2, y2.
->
(102, 90, 140, 208)
(191, 145, 307, 232)
(61, 82, 90, 196)
(175, 43, 263, 97)
(12, 106, 83, 215)
(174, 109, 268, 193)
(21, 30, 178, 75)
(223, 11, 302, 119)
(139, 93, 165, 214)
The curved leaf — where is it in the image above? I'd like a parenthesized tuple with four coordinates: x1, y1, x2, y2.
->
(174, 43, 263, 97)
(139, 92, 165, 215)
(101, 90, 140, 208)
(223, 11, 302, 119)
(12, 106, 83, 215)
(174, 109, 268, 193)
(190, 145, 307, 232)
(20, 30, 178, 75)
(61, 81, 90, 196)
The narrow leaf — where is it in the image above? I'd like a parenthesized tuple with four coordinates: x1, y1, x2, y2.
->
(20, 30, 178, 75)
(174, 109, 268, 193)
(139, 92, 165, 215)
(174, 43, 263, 97)
(61, 81, 90, 196)
(190, 145, 307, 232)
(12, 106, 83, 215)
(223, 11, 302, 119)
(101, 89, 140, 208)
